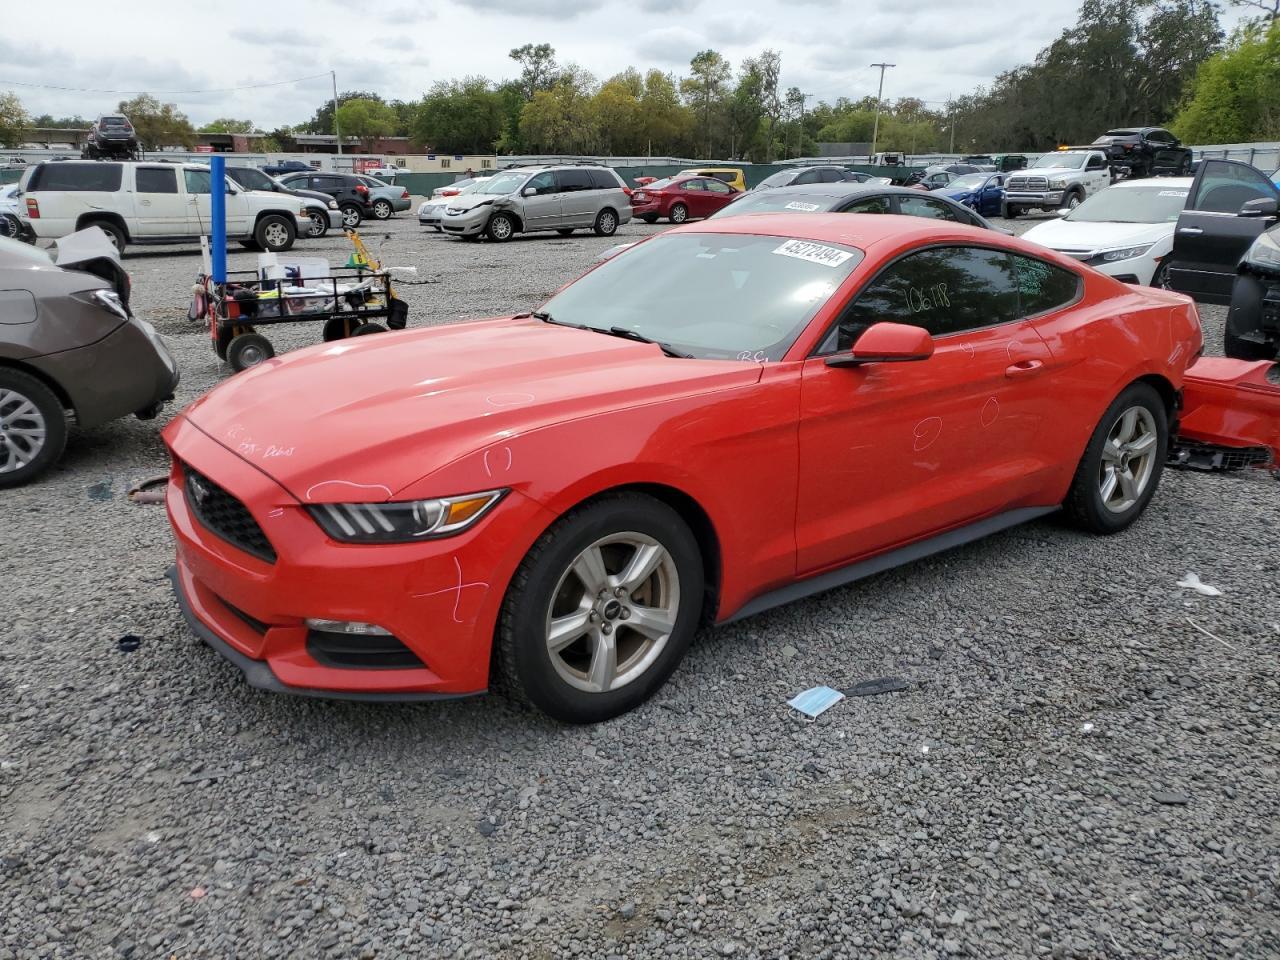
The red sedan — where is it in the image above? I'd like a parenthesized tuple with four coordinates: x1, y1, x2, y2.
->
(165, 215, 1202, 722)
(630, 175, 741, 223)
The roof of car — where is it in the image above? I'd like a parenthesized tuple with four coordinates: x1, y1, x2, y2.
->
(1110, 176, 1193, 189)
(676, 212, 1002, 249)
(742, 183, 932, 200)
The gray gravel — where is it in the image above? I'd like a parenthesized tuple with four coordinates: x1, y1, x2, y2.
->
(2, 209, 1278, 960)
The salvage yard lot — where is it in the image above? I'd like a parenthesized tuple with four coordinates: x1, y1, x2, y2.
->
(2, 212, 1278, 959)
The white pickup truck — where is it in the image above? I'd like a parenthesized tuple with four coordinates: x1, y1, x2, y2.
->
(1002, 149, 1112, 218)
(18, 160, 312, 253)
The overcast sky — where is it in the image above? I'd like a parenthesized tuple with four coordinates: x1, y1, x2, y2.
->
(0, 0, 1254, 131)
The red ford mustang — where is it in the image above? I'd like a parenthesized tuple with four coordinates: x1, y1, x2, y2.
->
(164, 215, 1202, 722)
(630, 175, 741, 223)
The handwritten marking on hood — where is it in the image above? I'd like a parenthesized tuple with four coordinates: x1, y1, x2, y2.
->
(483, 447, 514, 478)
(304, 479, 393, 502)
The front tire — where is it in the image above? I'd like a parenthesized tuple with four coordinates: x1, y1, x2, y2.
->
(1065, 190, 1084, 211)
(496, 493, 704, 723)
(1001, 203, 1019, 219)
(372, 199, 393, 220)
(255, 214, 295, 253)
(1063, 383, 1167, 534)
(306, 210, 329, 238)
(486, 213, 515, 242)
(0, 368, 67, 489)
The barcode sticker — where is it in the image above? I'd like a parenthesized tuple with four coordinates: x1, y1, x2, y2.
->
(772, 239, 853, 267)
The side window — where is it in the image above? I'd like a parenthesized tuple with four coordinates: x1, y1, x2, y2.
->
(843, 196, 892, 214)
(1191, 160, 1278, 213)
(1086, 154, 1107, 170)
(235, 168, 272, 191)
(313, 176, 342, 191)
(31, 163, 122, 191)
(704, 179, 731, 194)
(1012, 254, 1081, 316)
(588, 169, 621, 190)
(526, 172, 556, 195)
(556, 169, 594, 192)
(792, 169, 820, 185)
(897, 196, 963, 222)
(826, 246, 1019, 351)
(136, 167, 178, 194)
(683, 179, 706, 191)
(183, 169, 212, 195)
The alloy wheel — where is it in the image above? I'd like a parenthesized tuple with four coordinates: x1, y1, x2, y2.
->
(544, 532, 680, 694)
(1098, 406, 1158, 513)
(490, 216, 513, 240)
(0, 388, 47, 474)
(343, 208, 361, 227)
(264, 222, 289, 248)
(307, 212, 326, 237)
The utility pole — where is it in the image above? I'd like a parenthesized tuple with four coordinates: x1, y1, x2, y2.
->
(948, 95, 956, 154)
(869, 62, 895, 158)
(331, 71, 342, 161)
(798, 92, 812, 159)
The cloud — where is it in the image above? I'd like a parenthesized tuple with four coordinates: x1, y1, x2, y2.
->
(633, 26, 706, 66)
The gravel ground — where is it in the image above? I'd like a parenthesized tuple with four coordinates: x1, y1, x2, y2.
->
(2, 209, 1278, 960)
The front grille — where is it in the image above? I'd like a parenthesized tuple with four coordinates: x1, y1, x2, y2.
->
(306, 630, 424, 670)
(1008, 176, 1049, 191)
(183, 465, 276, 563)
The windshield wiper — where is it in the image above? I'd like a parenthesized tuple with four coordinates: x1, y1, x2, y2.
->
(515, 309, 581, 328)
(602, 326, 693, 359)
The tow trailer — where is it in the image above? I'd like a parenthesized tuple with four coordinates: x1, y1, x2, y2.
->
(1171, 357, 1280, 475)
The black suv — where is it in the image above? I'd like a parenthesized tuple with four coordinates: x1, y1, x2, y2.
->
(84, 115, 139, 160)
(754, 166, 874, 190)
(262, 159, 313, 176)
(277, 172, 374, 228)
(224, 166, 341, 237)
(1092, 128, 1193, 178)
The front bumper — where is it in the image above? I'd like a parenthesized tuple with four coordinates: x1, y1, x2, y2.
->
(441, 206, 491, 236)
(1005, 191, 1065, 208)
(163, 416, 550, 698)
(326, 209, 343, 229)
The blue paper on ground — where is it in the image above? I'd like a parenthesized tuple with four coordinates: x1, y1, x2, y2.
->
(788, 685, 845, 719)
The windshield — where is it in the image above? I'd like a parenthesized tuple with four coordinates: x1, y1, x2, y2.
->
(538, 232, 863, 361)
(1065, 184, 1189, 223)
(946, 174, 988, 190)
(1035, 152, 1088, 169)
(710, 192, 835, 217)
(1100, 130, 1138, 138)
(475, 171, 529, 195)
(756, 171, 798, 189)
(1272, 169, 1279, 185)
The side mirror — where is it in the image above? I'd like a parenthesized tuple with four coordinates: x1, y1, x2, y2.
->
(1239, 197, 1278, 218)
(826, 322, 934, 367)
(523, 187, 537, 197)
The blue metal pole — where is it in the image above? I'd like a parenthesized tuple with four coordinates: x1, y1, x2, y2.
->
(210, 154, 226, 284)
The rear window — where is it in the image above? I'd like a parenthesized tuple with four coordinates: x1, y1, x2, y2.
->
(30, 163, 122, 192)
(556, 169, 595, 192)
(589, 169, 622, 190)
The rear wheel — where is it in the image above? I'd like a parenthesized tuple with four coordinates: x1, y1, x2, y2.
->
(226, 332, 274, 373)
(0, 368, 67, 489)
(340, 203, 362, 229)
(641, 214, 658, 224)
(669, 203, 688, 224)
(496, 493, 704, 723)
(1063, 383, 1167, 534)
(83, 219, 126, 253)
(1224, 330, 1276, 361)
(0, 214, 19, 239)
(372, 199, 393, 220)
(593, 209, 619, 236)
(556, 228, 576, 236)
(322, 316, 350, 342)
(255, 214, 295, 253)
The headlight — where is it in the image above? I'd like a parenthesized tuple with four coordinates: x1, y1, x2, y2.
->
(308, 489, 506, 543)
(75, 288, 129, 321)
(1093, 244, 1153, 263)
(327, 199, 339, 209)
(1244, 229, 1280, 270)
(1049, 178, 1069, 189)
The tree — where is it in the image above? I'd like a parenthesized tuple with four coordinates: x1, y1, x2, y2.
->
(637, 70, 692, 156)
(726, 59, 765, 161)
(592, 72, 645, 155)
(509, 43, 559, 101)
(518, 89, 571, 152)
(335, 97, 397, 150)
(300, 90, 383, 135)
(681, 50, 731, 158)
(0, 91, 27, 148)
(116, 94, 195, 149)
(1172, 20, 1280, 141)
(414, 78, 506, 154)
(199, 118, 255, 134)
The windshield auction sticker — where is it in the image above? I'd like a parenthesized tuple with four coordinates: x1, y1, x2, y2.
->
(784, 201, 822, 212)
(1158, 190, 1189, 198)
(772, 239, 853, 267)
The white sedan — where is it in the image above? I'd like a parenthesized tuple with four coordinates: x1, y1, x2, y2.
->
(1021, 178, 1192, 286)
(418, 177, 490, 231)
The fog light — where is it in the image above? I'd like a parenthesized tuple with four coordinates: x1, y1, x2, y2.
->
(304, 618, 392, 636)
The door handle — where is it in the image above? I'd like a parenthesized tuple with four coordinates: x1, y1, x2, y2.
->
(139, 199, 151, 206)
(1177, 227, 1203, 236)
(1005, 359, 1044, 378)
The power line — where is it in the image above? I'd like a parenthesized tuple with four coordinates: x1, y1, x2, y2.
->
(0, 72, 334, 96)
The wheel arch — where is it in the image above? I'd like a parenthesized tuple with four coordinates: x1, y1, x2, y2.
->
(0, 357, 75, 414)
(253, 209, 298, 229)
(1132, 372, 1179, 421)
(75, 211, 129, 241)
(488, 209, 524, 233)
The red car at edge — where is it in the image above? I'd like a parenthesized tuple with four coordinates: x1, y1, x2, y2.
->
(630, 175, 741, 223)
(164, 214, 1202, 722)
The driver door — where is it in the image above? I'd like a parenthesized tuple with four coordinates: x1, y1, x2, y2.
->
(1167, 159, 1280, 303)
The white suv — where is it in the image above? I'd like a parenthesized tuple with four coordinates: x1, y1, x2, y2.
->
(19, 161, 312, 253)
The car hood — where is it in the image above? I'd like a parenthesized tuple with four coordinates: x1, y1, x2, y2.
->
(181, 317, 763, 502)
(1022, 217, 1174, 252)
(935, 188, 975, 200)
(283, 187, 334, 205)
(1017, 166, 1082, 179)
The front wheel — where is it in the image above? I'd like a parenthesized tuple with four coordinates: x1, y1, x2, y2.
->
(1063, 383, 1167, 534)
(0, 368, 67, 489)
(593, 209, 618, 236)
(486, 213, 516, 242)
(255, 215, 295, 253)
(1149, 259, 1171, 289)
(372, 199, 393, 220)
(1065, 191, 1083, 210)
(1001, 203, 1019, 220)
(495, 493, 704, 723)
(305, 210, 328, 238)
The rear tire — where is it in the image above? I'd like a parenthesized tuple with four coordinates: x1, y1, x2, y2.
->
(1063, 383, 1167, 535)
(593, 209, 619, 236)
(0, 368, 67, 489)
(340, 204, 363, 229)
(322, 316, 350, 342)
(0, 214, 20, 239)
(641, 214, 658, 224)
(1224, 330, 1276, 362)
(495, 493, 704, 723)
(83, 219, 126, 253)
(669, 203, 688, 224)
(372, 199, 393, 220)
(226, 333, 275, 373)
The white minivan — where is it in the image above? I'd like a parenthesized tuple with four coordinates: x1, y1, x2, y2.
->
(19, 161, 312, 254)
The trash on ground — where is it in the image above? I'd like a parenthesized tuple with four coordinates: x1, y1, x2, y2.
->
(116, 635, 142, 653)
(787, 686, 844, 719)
(1177, 572, 1223, 597)
(1080, 722, 1095, 733)
(128, 475, 168, 505)
(189, 886, 207, 899)
(843, 677, 910, 698)
(86, 480, 112, 501)
(1153, 790, 1190, 806)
